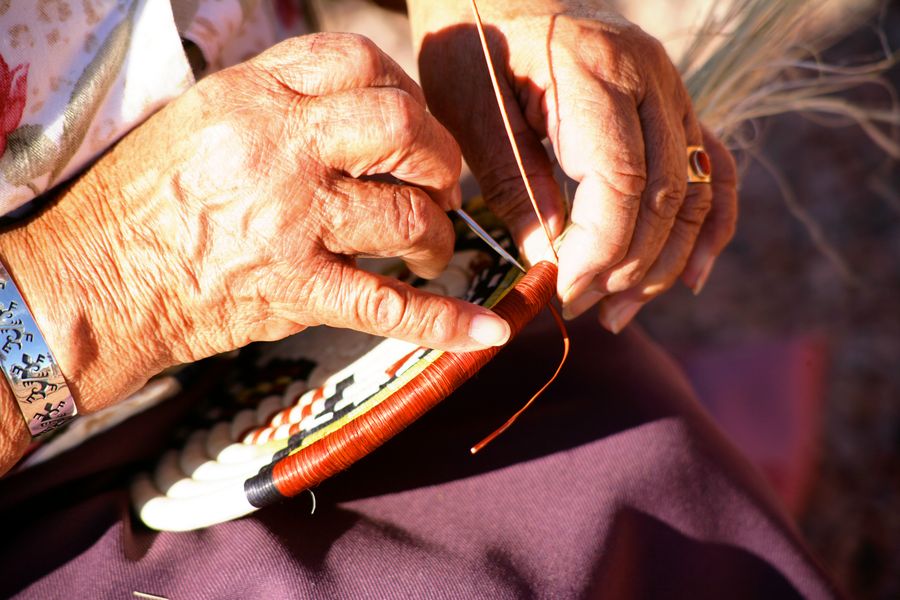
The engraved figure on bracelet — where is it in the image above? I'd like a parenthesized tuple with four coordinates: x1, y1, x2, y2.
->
(0, 267, 77, 436)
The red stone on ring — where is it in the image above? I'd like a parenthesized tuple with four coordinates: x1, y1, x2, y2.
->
(690, 148, 712, 178)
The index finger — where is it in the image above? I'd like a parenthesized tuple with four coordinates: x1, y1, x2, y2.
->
(252, 33, 426, 104)
(551, 80, 647, 302)
(305, 87, 463, 210)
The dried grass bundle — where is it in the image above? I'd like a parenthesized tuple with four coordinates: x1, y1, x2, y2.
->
(678, 0, 897, 280)
(680, 0, 897, 156)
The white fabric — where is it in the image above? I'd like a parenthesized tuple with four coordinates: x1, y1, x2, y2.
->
(0, 0, 306, 216)
(0, 0, 193, 214)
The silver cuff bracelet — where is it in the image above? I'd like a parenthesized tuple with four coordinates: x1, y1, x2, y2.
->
(0, 261, 77, 436)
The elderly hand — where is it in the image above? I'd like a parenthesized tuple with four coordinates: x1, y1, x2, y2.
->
(409, 0, 738, 332)
(0, 32, 511, 451)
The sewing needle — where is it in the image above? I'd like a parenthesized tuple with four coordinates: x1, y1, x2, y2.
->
(454, 209, 526, 273)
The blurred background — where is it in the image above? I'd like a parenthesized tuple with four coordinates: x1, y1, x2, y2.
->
(311, 1, 898, 597)
(646, 10, 900, 599)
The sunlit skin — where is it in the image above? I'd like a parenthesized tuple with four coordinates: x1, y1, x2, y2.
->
(409, 0, 738, 330)
(0, 1, 741, 473)
(0, 34, 512, 473)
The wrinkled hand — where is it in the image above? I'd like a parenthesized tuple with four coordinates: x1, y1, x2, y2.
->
(0, 33, 511, 424)
(410, 1, 738, 332)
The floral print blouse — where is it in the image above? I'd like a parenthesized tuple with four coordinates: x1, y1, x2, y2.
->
(0, 0, 306, 216)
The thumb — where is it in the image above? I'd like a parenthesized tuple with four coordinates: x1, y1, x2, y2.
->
(473, 125, 566, 268)
(310, 261, 511, 352)
(419, 32, 565, 267)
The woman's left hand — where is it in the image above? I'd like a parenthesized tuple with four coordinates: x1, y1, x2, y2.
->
(409, 0, 738, 331)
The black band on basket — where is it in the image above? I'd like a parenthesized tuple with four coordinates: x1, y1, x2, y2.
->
(245, 463, 281, 508)
(0, 260, 77, 436)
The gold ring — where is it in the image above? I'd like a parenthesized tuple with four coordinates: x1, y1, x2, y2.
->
(687, 146, 712, 183)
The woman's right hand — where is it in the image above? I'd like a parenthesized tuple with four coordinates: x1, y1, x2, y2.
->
(0, 33, 512, 425)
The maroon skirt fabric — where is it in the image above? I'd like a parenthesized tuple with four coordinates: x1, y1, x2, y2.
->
(0, 313, 840, 599)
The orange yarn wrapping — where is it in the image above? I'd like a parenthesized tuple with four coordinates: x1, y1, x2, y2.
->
(271, 261, 557, 497)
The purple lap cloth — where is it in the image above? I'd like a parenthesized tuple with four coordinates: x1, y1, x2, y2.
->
(0, 313, 841, 599)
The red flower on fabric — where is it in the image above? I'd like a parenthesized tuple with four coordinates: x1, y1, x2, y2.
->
(0, 54, 29, 158)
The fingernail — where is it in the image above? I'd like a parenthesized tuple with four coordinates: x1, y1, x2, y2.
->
(450, 184, 463, 210)
(561, 290, 605, 321)
(599, 300, 643, 334)
(468, 313, 511, 347)
(561, 272, 597, 305)
(691, 256, 717, 295)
